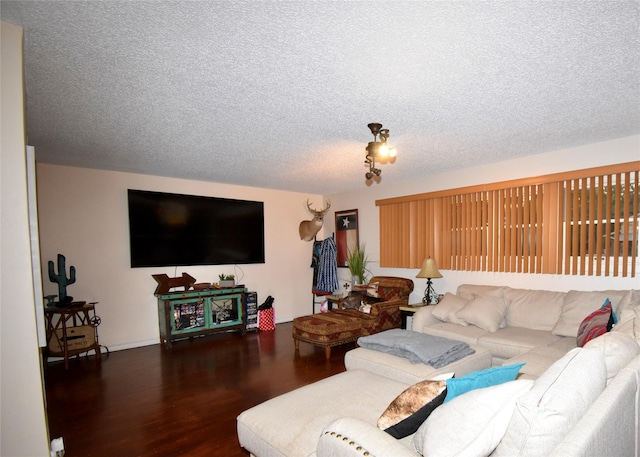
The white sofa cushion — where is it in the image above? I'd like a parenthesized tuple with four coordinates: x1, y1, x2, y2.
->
(455, 296, 510, 332)
(502, 345, 570, 379)
(344, 345, 492, 385)
(456, 284, 505, 301)
(552, 290, 628, 337)
(499, 337, 578, 380)
(504, 288, 565, 331)
(613, 308, 640, 346)
(546, 336, 578, 352)
(493, 347, 607, 457)
(613, 289, 640, 319)
(478, 327, 561, 360)
(431, 293, 469, 326)
(423, 322, 488, 345)
(584, 332, 640, 382)
(237, 369, 410, 457)
(413, 379, 534, 457)
(546, 355, 640, 457)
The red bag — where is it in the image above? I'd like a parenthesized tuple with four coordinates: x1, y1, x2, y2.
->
(258, 308, 275, 331)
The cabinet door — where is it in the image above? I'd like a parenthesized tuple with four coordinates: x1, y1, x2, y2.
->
(170, 298, 207, 334)
(208, 294, 243, 327)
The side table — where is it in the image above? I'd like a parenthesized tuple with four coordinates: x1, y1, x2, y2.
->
(325, 295, 343, 311)
(312, 293, 343, 313)
(399, 303, 430, 330)
(45, 302, 107, 369)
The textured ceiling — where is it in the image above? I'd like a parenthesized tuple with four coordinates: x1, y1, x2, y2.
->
(2, 1, 639, 194)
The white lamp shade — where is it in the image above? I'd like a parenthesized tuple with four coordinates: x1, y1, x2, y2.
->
(416, 257, 443, 279)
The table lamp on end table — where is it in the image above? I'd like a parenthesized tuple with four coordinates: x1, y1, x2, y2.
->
(416, 257, 443, 305)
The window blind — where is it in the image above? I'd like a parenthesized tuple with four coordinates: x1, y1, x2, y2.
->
(376, 162, 639, 277)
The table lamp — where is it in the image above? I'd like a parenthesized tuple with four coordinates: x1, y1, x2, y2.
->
(416, 257, 443, 304)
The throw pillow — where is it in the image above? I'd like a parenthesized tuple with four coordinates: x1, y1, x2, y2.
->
(614, 289, 640, 319)
(358, 303, 371, 314)
(576, 299, 613, 347)
(455, 295, 510, 332)
(456, 284, 505, 301)
(493, 347, 606, 457)
(413, 379, 534, 457)
(552, 290, 618, 337)
(431, 293, 469, 325)
(444, 363, 525, 403)
(613, 307, 640, 343)
(377, 379, 447, 439)
(365, 282, 379, 298)
(584, 331, 640, 382)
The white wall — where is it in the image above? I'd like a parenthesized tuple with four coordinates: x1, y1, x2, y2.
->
(1, 21, 50, 457)
(326, 136, 640, 304)
(36, 138, 639, 350)
(36, 164, 324, 350)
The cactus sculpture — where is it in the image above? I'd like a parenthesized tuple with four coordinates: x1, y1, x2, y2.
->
(48, 253, 76, 303)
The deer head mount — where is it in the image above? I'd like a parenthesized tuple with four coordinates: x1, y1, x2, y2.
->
(299, 199, 331, 241)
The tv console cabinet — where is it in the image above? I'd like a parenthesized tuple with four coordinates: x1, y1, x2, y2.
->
(156, 287, 247, 347)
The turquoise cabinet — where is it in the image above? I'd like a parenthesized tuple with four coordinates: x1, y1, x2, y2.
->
(156, 287, 246, 346)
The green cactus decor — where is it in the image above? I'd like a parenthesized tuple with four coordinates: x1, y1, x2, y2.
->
(48, 253, 76, 303)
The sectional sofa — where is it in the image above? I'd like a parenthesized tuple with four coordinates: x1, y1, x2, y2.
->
(237, 285, 640, 457)
(352, 284, 638, 378)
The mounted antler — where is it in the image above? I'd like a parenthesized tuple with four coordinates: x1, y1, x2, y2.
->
(298, 199, 331, 241)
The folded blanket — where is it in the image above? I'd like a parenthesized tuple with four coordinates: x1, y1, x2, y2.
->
(357, 329, 476, 368)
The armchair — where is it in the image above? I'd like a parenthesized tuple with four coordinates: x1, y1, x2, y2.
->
(293, 276, 414, 358)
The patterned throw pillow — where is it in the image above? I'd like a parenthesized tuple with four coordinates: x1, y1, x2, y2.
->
(576, 298, 614, 347)
(366, 282, 379, 298)
(377, 379, 448, 439)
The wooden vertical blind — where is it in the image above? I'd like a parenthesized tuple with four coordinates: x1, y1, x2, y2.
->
(376, 161, 640, 277)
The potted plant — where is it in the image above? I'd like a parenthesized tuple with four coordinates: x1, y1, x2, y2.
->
(218, 274, 235, 288)
(346, 244, 369, 286)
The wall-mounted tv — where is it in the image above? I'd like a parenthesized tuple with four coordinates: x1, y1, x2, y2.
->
(127, 189, 265, 268)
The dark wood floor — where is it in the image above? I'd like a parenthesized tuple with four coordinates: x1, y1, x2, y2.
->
(44, 322, 352, 457)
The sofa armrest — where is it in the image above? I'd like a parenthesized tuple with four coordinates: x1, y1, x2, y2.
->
(370, 297, 406, 316)
(317, 417, 419, 457)
(411, 305, 441, 332)
(548, 355, 640, 457)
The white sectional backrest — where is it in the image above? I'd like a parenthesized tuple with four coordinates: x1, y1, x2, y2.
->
(504, 289, 566, 331)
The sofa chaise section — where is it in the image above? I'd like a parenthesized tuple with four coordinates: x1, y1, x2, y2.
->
(238, 285, 640, 457)
(237, 369, 412, 457)
(316, 351, 640, 457)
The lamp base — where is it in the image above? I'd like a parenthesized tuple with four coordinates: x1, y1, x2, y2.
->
(422, 279, 438, 305)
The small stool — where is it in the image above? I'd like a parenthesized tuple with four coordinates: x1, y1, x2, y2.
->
(292, 312, 363, 359)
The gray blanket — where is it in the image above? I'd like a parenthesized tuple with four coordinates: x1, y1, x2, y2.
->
(357, 329, 476, 368)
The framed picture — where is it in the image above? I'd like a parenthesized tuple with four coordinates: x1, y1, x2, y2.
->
(335, 209, 359, 267)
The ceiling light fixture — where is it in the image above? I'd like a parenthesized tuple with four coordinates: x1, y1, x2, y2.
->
(364, 123, 397, 180)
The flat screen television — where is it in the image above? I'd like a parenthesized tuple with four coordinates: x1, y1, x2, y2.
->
(127, 189, 265, 268)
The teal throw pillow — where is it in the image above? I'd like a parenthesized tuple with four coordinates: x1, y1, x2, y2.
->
(444, 363, 525, 403)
